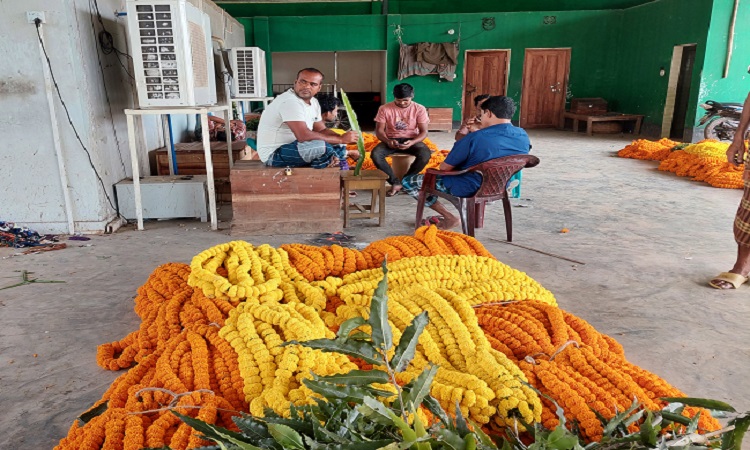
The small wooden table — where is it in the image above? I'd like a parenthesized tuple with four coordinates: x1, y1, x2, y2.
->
(341, 170, 388, 227)
(562, 111, 644, 136)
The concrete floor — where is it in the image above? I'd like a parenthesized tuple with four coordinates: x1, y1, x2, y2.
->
(2, 129, 749, 448)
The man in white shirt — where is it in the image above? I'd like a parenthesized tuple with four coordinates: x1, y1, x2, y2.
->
(256, 68, 358, 168)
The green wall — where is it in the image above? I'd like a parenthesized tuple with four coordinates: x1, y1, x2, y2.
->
(225, 0, 750, 137)
(384, 11, 620, 120)
(698, 0, 750, 119)
(611, 0, 713, 135)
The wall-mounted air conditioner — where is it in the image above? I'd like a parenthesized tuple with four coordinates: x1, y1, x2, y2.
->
(229, 47, 268, 98)
(126, 0, 217, 107)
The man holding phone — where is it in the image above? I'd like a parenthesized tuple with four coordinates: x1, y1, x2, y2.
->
(371, 83, 431, 196)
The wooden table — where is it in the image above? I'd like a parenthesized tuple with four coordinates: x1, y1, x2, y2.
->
(341, 170, 388, 227)
(561, 111, 644, 136)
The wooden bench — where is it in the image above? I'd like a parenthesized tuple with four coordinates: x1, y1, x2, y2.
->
(229, 161, 342, 235)
(561, 111, 644, 136)
(427, 107, 453, 131)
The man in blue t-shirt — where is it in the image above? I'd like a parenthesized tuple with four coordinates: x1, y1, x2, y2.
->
(401, 95, 530, 230)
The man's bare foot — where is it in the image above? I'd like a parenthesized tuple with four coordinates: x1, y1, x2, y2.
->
(436, 215, 460, 230)
(386, 184, 403, 197)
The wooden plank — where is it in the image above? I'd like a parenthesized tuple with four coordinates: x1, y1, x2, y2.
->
(231, 218, 343, 235)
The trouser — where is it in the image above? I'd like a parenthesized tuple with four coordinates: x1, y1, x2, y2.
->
(370, 141, 431, 185)
(734, 179, 750, 247)
(266, 140, 347, 169)
(401, 173, 450, 207)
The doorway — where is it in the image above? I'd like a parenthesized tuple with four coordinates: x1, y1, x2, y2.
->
(519, 48, 570, 128)
(662, 44, 697, 140)
(462, 50, 510, 122)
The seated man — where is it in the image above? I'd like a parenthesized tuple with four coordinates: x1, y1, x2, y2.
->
(372, 83, 431, 196)
(454, 94, 490, 141)
(401, 96, 530, 230)
(256, 68, 358, 168)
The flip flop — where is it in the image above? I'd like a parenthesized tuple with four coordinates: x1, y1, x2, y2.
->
(709, 272, 749, 289)
(420, 216, 444, 227)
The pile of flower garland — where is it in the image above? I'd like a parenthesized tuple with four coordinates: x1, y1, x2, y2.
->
(618, 138, 743, 189)
(339, 131, 450, 173)
(476, 302, 720, 441)
(282, 226, 493, 281)
(617, 138, 680, 161)
(55, 227, 721, 449)
(658, 140, 743, 189)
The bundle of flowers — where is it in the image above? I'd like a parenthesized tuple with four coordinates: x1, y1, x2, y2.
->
(476, 301, 720, 441)
(335, 131, 449, 173)
(282, 226, 493, 281)
(55, 227, 723, 449)
(617, 138, 679, 161)
(658, 147, 743, 189)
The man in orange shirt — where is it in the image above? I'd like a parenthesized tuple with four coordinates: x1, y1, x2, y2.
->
(372, 83, 432, 196)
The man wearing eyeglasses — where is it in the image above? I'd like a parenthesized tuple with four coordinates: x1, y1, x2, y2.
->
(257, 68, 359, 168)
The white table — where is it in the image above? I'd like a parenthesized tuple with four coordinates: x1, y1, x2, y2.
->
(125, 105, 231, 231)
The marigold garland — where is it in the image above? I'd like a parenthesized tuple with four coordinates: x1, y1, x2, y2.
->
(58, 229, 724, 449)
(617, 138, 679, 161)
(475, 301, 721, 441)
(618, 138, 744, 189)
(338, 132, 449, 173)
(281, 226, 494, 282)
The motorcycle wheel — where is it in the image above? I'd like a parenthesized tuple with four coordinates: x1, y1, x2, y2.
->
(704, 117, 737, 141)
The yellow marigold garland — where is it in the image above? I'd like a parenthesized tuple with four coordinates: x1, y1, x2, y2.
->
(219, 300, 360, 416)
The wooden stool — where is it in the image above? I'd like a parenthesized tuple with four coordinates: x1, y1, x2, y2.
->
(390, 154, 416, 181)
(341, 170, 388, 227)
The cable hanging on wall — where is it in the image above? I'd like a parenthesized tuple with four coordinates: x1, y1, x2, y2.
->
(34, 20, 124, 223)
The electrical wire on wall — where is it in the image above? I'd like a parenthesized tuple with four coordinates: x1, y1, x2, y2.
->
(90, 0, 135, 80)
(87, 0, 130, 179)
(34, 19, 123, 221)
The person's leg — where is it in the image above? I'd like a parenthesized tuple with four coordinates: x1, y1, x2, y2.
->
(308, 141, 340, 169)
(403, 142, 432, 177)
(401, 174, 460, 230)
(711, 181, 750, 288)
(371, 143, 399, 192)
(266, 141, 309, 167)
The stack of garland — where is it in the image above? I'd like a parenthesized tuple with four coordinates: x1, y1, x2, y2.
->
(335, 130, 451, 173)
(618, 138, 743, 189)
(617, 138, 680, 161)
(658, 140, 744, 189)
(55, 227, 720, 449)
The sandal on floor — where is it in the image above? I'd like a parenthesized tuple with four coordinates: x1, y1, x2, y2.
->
(709, 272, 749, 289)
(420, 216, 444, 227)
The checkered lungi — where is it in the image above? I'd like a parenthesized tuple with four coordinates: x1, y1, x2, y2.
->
(734, 179, 750, 247)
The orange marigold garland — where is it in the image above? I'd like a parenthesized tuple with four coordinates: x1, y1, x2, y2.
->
(617, 138, 679, 161)
(281, 226, 494, 281)
(475, 301, 721, 441)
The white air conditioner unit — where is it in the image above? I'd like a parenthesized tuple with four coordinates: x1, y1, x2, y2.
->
(229, 47, 268, 98)
(126, 0, 217, 107)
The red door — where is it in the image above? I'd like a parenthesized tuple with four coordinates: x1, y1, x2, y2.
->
(462, 51, 509, 122)
(520, 48, 570, 128)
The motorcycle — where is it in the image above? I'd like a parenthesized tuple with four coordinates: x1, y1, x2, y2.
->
(698, 100, 743, 141)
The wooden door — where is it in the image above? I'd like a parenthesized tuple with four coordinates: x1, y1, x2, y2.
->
(462, 51, 509, 121)
(520, 48, 570, 128)
(669, 45, 696, 139)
